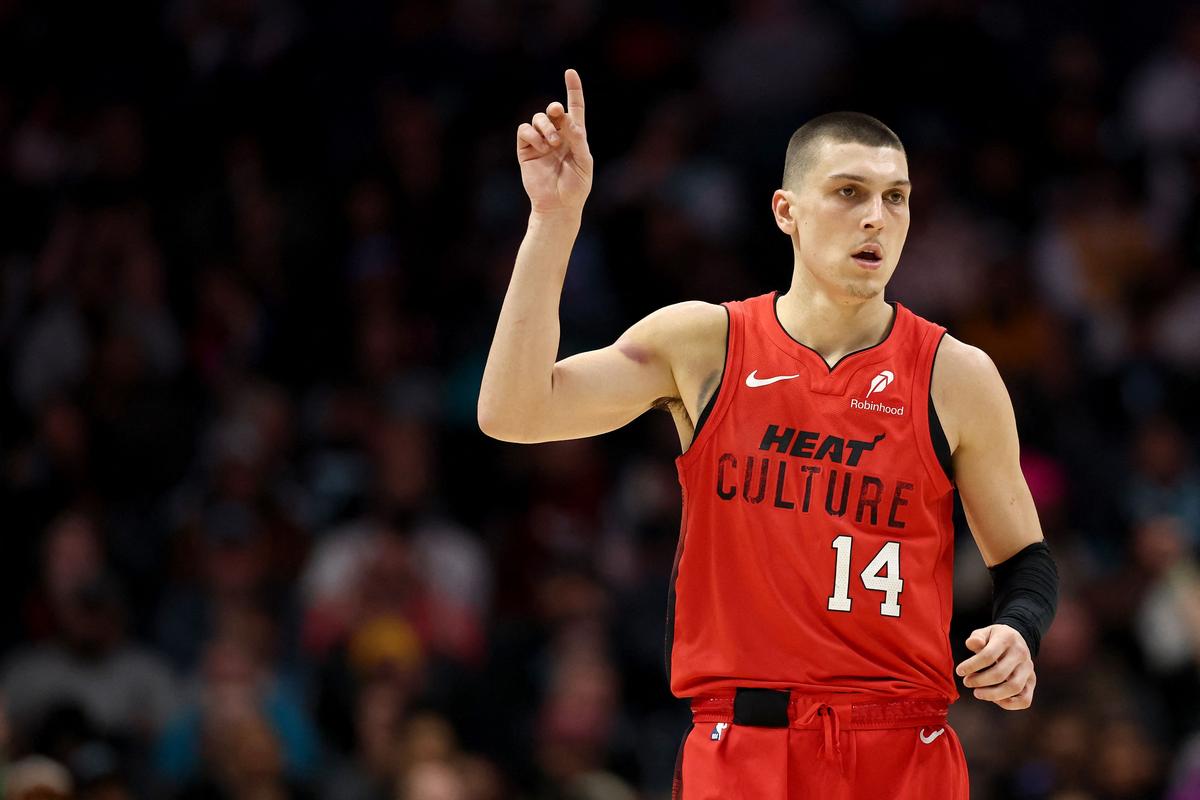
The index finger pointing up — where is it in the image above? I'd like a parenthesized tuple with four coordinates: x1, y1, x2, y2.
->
(564, 68, 585, 127)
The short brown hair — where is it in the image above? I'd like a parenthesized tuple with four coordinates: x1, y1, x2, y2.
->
(782, 112, 904, 190)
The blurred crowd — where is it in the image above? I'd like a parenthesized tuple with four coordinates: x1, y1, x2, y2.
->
(0, 0, 1199, 798)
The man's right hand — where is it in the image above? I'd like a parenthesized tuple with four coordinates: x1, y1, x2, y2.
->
(517, 68, 593, 215)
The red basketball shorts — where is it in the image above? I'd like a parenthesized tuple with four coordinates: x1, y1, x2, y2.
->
(672, 689, 969, 800)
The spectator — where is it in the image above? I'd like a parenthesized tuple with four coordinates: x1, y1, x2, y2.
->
(3, 517, 176, 746)
(1125, 418, 1200, 546)
(154, 633, 319, 790)
(4, 755, 73, 800)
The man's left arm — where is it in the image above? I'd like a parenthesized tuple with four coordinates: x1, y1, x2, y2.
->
(931, 335, 1060, 711)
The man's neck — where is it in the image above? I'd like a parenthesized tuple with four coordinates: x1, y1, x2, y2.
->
(776, 278, 894, 368)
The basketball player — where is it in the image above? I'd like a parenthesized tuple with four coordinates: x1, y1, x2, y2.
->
(479, 69, 1059, 799)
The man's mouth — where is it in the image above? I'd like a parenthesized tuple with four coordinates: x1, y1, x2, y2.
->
(852, 244, 883, 268)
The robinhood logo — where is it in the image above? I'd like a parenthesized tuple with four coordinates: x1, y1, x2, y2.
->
(853, 370, 904, 415)
(865, 370, 894, 398)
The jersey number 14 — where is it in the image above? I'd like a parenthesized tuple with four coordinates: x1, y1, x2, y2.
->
(827, 535, 903, 617)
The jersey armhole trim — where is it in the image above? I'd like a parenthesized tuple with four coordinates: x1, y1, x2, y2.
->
(677, 303, 737, 471)
(928, 332, 955, 484)
(912, 328, 954, 498)
(689, 306, 729, 441)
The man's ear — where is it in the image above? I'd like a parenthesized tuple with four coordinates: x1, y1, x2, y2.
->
(772, 189, 796, 235)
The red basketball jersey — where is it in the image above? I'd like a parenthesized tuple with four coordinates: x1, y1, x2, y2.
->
(668, 291, 957, 701)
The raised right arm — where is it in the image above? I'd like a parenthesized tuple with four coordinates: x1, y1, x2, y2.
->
(478, 69, 718, 444)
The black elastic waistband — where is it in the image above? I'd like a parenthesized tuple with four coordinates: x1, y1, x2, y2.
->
(692, 690, 950, 730)
(733, 687, 790, 727)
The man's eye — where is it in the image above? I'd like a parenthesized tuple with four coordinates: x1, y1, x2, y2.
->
(839, 186, 855, 197)
(889, 192, 906, 204)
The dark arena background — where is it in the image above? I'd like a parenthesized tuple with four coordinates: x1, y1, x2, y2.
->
(0, 1, 1198, 798)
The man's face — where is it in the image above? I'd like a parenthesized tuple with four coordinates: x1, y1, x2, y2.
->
(778, 140, 911, 301)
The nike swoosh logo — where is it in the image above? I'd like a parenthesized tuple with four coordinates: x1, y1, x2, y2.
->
(745, 370, 800, 388)
(919, 728, 945, 745)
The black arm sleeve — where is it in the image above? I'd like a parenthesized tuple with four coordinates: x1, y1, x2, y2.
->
(989, 540, 1059, 657)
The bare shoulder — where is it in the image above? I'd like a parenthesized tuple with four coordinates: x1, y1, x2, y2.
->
(619, 300, 727, 364)
(932, 334, 1000, 388)
(629, 300, 727, 340)
(931, 334, 1012, 453)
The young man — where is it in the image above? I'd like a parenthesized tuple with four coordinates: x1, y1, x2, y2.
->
(479, 69, 1059, 799)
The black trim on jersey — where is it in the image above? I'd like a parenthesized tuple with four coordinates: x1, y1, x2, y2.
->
(689, 305, 730, 442)
(664, 525, 686, 682)
(772, 291, 899, 373)
(671, 723, 692, 800)
(928, 332, 955, 483)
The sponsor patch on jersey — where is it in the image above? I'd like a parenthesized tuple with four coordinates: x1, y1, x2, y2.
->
(852, 370, 904, 415)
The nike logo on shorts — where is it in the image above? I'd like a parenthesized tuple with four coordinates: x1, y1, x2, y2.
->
(919, 727, 945, 745)
(745, 370, 800, 388)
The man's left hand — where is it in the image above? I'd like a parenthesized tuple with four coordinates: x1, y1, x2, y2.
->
(955, 624, 1036, 710)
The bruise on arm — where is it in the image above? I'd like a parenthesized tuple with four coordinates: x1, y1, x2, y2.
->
(622, 338, 678, 414)
(620, 336, 678, 408)
(618, 341, 654, 365)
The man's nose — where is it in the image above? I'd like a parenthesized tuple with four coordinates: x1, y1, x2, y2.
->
(862, 195, 885, 230)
